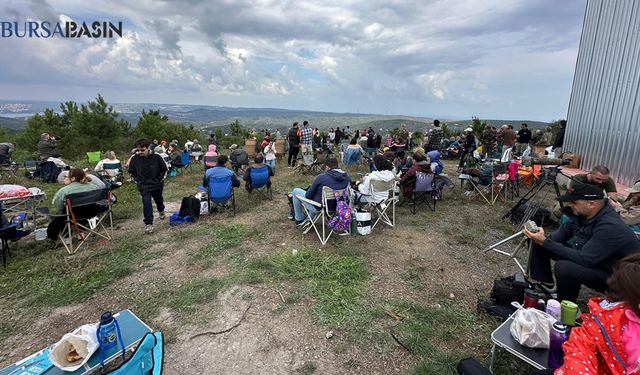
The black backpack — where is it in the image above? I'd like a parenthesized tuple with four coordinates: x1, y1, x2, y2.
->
(178, 196, 200, 221)
(38, 161, 61, 183)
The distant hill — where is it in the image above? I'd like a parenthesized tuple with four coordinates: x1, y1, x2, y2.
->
(447, 119, 549, 131)
(0, 100, 552, 135)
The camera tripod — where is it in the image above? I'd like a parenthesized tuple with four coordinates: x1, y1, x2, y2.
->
(502, 166, 565, 229)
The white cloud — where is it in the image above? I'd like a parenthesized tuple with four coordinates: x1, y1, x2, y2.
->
(0, 0, 587, 120)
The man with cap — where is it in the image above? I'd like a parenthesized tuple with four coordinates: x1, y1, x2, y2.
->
(229, 144, 249, 173)
(523, 183, 640, 302)
(570, 165, 617, 199)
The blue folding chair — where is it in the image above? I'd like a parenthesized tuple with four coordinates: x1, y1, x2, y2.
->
(207, 175, 236, 216)
(180, 151, 192, 172)
(343, 148, 362, 167)
(106, 331, 163, 375)
(247, 166, 272, 200)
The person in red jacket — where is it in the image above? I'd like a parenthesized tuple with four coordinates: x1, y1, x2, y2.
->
(557, 253, 640, 374)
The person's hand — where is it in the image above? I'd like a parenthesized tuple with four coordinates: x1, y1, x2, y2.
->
(609, 198, 622, 209)
(523, 227, 546, 245)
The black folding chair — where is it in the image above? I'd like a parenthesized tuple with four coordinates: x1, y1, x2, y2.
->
(43, 188, 113, 254)
(408, 171, 437, 213)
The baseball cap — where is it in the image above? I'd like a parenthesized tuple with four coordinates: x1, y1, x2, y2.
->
(626, 182, 640, 194)
(558, 183, 605, 202)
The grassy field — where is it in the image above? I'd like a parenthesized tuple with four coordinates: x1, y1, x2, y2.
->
(0, 155, 561, 374)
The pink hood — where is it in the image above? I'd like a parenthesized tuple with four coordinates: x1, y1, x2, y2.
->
(206, 144, 218, 156)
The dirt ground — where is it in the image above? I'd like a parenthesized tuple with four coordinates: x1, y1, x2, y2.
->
(1, 167, 522, 374)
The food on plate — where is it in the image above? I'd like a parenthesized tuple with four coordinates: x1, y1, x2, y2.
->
(66, 347, 83, 363)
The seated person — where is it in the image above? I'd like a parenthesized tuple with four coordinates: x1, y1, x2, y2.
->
(191, 140, 203, 161)
(229, 144, 249, 172)
(154, 146, 171, 169)
(168, 144, 183, 168)
(399, 150, 430, 198)
(382, 147, 396, 164)
(203, 155, 240, 191)
(343, 138, 363, 167)
(571, 165, 618, 199)
(523, 183, 640, 302)
(243, 154, 274, 192)
(353, 155, 396, 204)
(291, 157, 350, 225)
(0, 142, 15, 165)
(610, 181, 640, 232)
(94, 150, 122, 179)
(47, 168, 99, 241)
(204, 144, 219, 170)
(37, 133, 61, 160)
(550, 253, 640, 375)
(57, 170, 106, 189)
(426, 150, 444, 175)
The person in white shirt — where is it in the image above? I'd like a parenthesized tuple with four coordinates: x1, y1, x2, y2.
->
(353, 155, 397, 204)
(263, 140, 277, 174)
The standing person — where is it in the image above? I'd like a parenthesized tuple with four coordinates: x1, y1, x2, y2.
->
(208, 133, 217, 146)
(328, 128, 336, 152)
(287, 122, 301, 167)
(457, 128, 476, 170)
(300, 121, 313, 155)
(424, 119, 443, 152)
(553, 120, 566, 158)
(263, 139, 277, 174)
(128, 138, 168, 234)
(498, 124, 517, 154)
(515, 123, 532, 156)
(334, 127, 342, 146)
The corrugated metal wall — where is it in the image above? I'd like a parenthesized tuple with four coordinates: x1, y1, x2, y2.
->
(565, 0, 640, 186)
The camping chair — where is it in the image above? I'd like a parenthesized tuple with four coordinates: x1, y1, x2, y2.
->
(295, 150, 315, 175)
(355, 179, 398, 229)
(87, 151, 102, 164)
(23, 160, 40, 179)
(342, 148, 362, 167)
(203, 155, 218, 171)
(490, 163, 510, 204)
(247, 166, 272, 200)
(408, 171, 437, 213)
(106, 331, 163, 375)
(179, 151, 192, 173)
(295, 186, 348, 245)
(206, 175, 236, 216)
(459, 167, 492, 205)
(310, 151, 328, 174)
(99, 161, 124, 189)
(41, 188, 113, 254)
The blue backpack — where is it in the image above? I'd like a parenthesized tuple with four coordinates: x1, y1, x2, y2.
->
(328, 190, 352, 232)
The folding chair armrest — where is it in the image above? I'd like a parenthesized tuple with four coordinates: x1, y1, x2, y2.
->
(295, 195, 322, 208)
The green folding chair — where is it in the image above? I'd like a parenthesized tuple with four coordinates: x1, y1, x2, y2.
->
(87, 151, 102, 164)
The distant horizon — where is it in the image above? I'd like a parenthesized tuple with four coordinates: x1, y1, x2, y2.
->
(0, 98, 556, 123)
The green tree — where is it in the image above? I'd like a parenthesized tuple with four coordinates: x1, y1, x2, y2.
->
(471, 116, 484, 135)
(229, 120, 243, 137)
(15, 108, 68, 153)
(135, 109, 170, 141)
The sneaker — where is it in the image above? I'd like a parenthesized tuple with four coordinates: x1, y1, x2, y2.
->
(287, 214, 294, 220)
(296, 219, 310, 227)
(144, 224, 154, 234)
(159, 211, 166, 220)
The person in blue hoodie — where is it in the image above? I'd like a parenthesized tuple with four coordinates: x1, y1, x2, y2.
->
(291, 157, 351, 225)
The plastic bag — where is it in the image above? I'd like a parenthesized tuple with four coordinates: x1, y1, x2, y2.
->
(355, 210, 371, 235)
(49, 324, 98, 371)
(509, 302, 555, 349)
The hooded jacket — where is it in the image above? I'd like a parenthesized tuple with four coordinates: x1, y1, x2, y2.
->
(400, 161, 431, 198)
(306, 169, 351, 206)
(205, 144, 218, 157)
(357, 170, 396, 203)
(557, 298, 639, 375)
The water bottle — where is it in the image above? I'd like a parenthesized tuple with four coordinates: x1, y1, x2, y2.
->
(523, 289, 539, 309)
(548, 322, 569, 369)
(96, 311, 125, 367)
(546, 299, 561, 321)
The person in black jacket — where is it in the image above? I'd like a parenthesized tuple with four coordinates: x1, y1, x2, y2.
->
(552, 120, 566, 158)
(287, 122, 300, 168)
(524, 183, 640, 302)
(515, 123, 532, 156)
(128, 138, 168, 234)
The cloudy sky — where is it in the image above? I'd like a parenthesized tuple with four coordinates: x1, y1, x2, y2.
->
(0, 0, 586, 121)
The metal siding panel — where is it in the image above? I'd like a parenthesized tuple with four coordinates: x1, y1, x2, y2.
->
(566, 0, 640, 185)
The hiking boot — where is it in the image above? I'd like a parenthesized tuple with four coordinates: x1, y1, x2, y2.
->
(159, 211, 166, 220)
(144, 224, 154, 234)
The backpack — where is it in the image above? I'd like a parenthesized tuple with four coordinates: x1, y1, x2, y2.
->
(178, 196, 200, 221)
(39, 161, 61, 183)
(328, 190, 352, 232)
